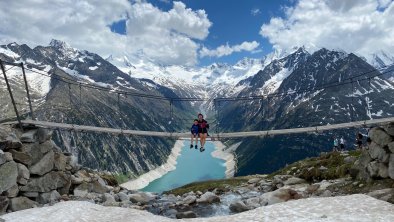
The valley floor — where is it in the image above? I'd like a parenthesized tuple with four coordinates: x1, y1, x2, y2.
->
(2, 194, 393, 222)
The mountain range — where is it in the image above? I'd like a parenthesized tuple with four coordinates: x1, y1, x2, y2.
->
(1, 39, 393, 178)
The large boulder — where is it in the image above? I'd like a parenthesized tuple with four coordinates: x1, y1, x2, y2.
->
(283, 177, 306, 186)
(73, 180, 109, 196)
(383, 123, 394, 137)
(367, 188, 394, 202)
(19, 171, 71, 192)
(29, 150, 54, 176)
(229, 200, 249, 213)
(8, 197, 37, 212)
(0, 127, 21, 150)
(17, 163, 30, 185)
(0, 161, 18, 193)
(176, 211, 197, 219)
(36, 128, 52, 144)
(260, 188, 302, 206)
(0, 150, 6, 165)
(129, 192, 156, 204)
(53, 152, 67, 171)
(389, 155, 394, 179)
(102, 193, 116, 205)
(20, 130, 37, 143)
(22, 141, 53, 167)
(368, 142, 389, 163)
(244, 197, 262, 209)
(196, 192, 220, 204)
(37, 190, 61, 204)
(369, 127, 393, 147)
(116, 192, 129, 202)
(4, 184, 19, 198)
(388, 142, 394, 154)
(8, 150, 31, 165)
(182, 195, 197, 205)
(0, 196, 9, 214)
(367, 161, 388, 178)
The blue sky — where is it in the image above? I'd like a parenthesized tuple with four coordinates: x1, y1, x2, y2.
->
(110, 0, 293, 66)
(1, 0, 393, 67)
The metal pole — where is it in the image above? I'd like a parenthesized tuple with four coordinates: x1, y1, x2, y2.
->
(21, 63, 34, 120)
(0, 60, 23, 129)
(350, 78, 354, 122)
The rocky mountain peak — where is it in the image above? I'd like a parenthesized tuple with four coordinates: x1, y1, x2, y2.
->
(49, 39, 78, 58)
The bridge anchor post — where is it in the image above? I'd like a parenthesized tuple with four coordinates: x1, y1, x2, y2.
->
(0, 60, 23, 130)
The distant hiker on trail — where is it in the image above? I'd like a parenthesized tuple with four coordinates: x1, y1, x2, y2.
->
(197, 113, 209, 152)
(190, 119, 199, 149)
(333, 137, 339, 152)
(356, 132, 363, 149)
(340, 136, 346, 151)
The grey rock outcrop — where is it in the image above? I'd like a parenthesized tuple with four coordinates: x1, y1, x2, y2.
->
(353, 125, 394, 180)
(20, 171, 71, 192)
(196, 192, 220, 204)
(129, 192, 155, 204)
(229, 200, 249, 212)
(260, 188, 302, 206)
(182, 195, 197, 205)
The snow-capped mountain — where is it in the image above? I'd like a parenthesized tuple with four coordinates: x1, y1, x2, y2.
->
(0, 40, 191, 177)
(367, 50, 394, 70)
(219, 48, 394, 176)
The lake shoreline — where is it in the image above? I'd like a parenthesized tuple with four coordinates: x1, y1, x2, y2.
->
(211, 141, 236, 178)
(120, 140, 237, 190)
(120, 140, 184, 190)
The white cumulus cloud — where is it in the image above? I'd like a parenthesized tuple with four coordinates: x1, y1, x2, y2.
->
(260, 0, 394, 58)
(0, 0, 212, 66)
(200, 41, 260, 58)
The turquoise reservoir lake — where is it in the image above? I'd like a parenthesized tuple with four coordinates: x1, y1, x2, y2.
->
(141, 141, 226, 193)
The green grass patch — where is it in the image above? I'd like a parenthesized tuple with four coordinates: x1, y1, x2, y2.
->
(112, 172, 133, 185)
(165, 177, 249, 196)
(269, 150, 362, 182)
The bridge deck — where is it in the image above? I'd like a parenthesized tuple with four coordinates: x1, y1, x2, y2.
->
(2, 117, 394, 139)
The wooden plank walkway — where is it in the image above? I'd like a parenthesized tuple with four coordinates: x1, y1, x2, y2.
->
(2, 117, 394, 139)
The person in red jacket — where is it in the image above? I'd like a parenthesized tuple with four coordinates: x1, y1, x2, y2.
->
(197, 113, 209, 152)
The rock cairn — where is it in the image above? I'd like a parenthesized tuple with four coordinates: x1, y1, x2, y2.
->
(352, 123, 394, 180)
(0, 125, 118, 214)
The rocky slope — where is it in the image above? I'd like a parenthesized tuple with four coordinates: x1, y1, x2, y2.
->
(1, 123, 394, 220)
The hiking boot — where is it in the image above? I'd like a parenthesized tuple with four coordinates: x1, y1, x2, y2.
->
(195, 145, 198, 149)
(190, 144, 193, 149)
(200, 147, 205, 152)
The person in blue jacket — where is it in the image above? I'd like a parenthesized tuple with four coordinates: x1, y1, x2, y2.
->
(190, 119, 199, 149)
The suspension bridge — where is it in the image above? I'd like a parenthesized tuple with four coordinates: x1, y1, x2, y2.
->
(1, 59, 394, 139)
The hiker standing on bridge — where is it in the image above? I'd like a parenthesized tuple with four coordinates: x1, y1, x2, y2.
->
(197, 113, 209, 152)
(333, 137, 339, 152)
(356, 132, 363, 149)
(340, 136, 346, 151)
